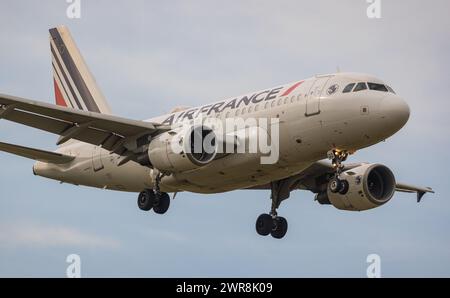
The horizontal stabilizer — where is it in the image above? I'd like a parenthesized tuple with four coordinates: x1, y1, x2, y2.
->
(0, 141, 74, 164)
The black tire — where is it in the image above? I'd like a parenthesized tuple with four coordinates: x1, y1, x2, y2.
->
(329, 178, 342, 193)
(339, 180, 349, 195)
(137, 190, 154, 211)
(256, 214, 273, 236)
(153, 192, 171, 214)
(271, 217, 288, 239)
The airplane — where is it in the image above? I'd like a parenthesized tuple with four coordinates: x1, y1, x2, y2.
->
(0, 26, 434, 239)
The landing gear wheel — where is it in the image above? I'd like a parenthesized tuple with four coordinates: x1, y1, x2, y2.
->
(256, 214, 273, 236)
(339, 180, 349, 195)
(153, 193, 171, 214)
(329, 178, 343, 193)
(271, 217, 288, 239)
(137, 189, 155, 211)
(256, 179, 293, 238)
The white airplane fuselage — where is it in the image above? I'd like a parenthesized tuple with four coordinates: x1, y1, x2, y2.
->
(33, 72, 410, 194)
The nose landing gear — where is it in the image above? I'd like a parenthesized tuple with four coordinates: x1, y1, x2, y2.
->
(327, 149, 350, 194)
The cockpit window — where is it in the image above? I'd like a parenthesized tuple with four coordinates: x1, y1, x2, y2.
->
(342, 83, 355, 93)
(386, 85, 396, 94)
(342, 82, 396, 94)
(368, 82, 388, 92)
(353, 82, 367, 92)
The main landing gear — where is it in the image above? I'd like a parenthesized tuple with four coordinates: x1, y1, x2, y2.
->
(256, 179, 295, 239)
(327, 149, 350, 195)
(137, 172, 171, 214)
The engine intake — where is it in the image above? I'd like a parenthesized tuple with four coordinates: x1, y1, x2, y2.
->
(186, 125, 217, 165)
(318, 164, 396, 211)
(148, 125, 218, 172)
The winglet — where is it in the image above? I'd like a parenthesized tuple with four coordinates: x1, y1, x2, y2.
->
(417, 187, 435, 203)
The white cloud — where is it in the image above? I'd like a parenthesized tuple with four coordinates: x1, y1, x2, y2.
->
(0, 222, 120, 249)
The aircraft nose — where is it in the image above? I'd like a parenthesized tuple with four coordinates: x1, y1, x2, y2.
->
(379, 94, 410, 131)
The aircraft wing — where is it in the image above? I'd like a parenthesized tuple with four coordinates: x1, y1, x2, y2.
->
(299, 161, 434, 202)
(248, 161, 434, 202)
(0, 93, 169, 162)
(394, 182, 435, 202)
(0, 141, 74, 164)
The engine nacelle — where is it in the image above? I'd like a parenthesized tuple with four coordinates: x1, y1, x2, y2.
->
(321, 164, 396, 211)
(148, 125, 218, 173)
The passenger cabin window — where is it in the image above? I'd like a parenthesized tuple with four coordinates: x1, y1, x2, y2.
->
(368, 82, 388, 92)
(353, 82, 367, 92)
(343, 83, 356, 93)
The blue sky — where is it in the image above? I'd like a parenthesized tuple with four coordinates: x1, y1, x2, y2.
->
(0, 0, 449, 277)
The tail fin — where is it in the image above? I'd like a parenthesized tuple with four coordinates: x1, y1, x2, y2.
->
(49, 26, 112, 114)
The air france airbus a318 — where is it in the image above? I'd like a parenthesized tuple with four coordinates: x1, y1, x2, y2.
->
(0, 26, 433, 239)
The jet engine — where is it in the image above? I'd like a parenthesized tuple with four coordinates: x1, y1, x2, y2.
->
(316, 164, 396, 211)
(147, 125, 218, 173)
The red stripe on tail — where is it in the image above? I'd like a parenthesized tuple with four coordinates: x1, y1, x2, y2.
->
(282, 81, 304, 96)
(53, 79, 67, 107)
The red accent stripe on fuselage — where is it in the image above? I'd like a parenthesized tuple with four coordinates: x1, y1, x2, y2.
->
(281, 81, 304, 96)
